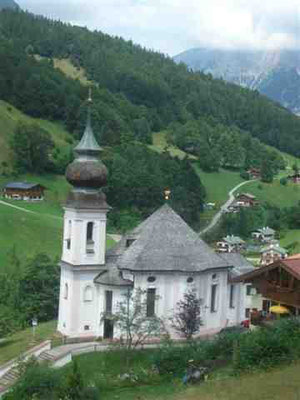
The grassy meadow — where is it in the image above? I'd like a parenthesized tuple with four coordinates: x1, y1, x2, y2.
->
(0, 100, 73, 168)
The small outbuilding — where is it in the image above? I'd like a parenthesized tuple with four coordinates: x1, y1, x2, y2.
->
(3, 182, 46, 201)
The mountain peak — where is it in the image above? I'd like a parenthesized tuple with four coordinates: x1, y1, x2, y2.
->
(0, 0, 20, 11)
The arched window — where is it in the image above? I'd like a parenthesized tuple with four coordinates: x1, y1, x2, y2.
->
(64, 283, 69, 300)
(84, 285, 93, 302)
(66, 220, 72, 250)
(87, 222, 94, 241)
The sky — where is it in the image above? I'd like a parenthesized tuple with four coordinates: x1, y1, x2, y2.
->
(18, 0, 300, 56)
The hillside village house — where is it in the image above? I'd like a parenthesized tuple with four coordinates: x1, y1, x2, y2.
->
(57, 96, 258, 340)
(2, 182, 46, 201)
(252, 227, 275, 242)
(247, 168, 261, 179)
(260, 243, 288, 267)
(234, 193, 258, 208)
(235, 254, 300, 316)
(216, 235, 245, 253)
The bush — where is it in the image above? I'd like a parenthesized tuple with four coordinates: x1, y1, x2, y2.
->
(240, 171, 250, 180)
(280, 177, 288, 186)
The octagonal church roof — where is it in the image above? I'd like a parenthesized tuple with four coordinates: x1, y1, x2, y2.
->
(106, 204, 230, 273)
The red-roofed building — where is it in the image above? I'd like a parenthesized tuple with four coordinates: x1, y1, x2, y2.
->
(234, 255, 300, 314)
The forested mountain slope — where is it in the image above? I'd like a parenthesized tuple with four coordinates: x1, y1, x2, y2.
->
(174, 48, 300, 115)
(0, 10, 300, 157)
(0, 0, 19, 11)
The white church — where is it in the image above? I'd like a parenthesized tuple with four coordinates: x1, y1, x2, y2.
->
(57, 97, 257, 340)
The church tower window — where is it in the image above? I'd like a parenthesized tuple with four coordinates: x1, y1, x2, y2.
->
(64, 283, 69, 300)
(86, 222, 95, 254)
(210, 284, 218, 312)
(66, 221, 72, 250)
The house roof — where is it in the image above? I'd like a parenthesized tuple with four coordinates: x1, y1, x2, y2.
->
(260, 243, 287, 255)
(219, 253, 254, 279)
(222, 235, 245, 245)
(112, 204, 230, 273)
(256, 227, 275, 235)
(232, 254, 300, 282)
(237, 192, 256, 199)
(4, 182, 44, 190)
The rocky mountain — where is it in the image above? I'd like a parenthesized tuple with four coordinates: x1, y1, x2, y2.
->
(0, 0, 19, 10)
(174, 48, 300, 114)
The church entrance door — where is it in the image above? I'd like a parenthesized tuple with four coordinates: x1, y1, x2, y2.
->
(103, 319, 114, 339)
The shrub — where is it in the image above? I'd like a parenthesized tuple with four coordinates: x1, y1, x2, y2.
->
(280, 177, 288, 186)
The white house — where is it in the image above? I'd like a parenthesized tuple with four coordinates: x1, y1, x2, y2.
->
(57, 96, 256, 340)
(252, 227, 275, 242)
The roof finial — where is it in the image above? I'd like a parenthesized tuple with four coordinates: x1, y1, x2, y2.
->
(164, 187, 171, 201)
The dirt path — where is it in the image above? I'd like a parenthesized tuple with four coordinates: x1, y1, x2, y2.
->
(199, 179, 255, 236)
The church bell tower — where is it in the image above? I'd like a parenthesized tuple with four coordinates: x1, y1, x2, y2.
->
(57, 91, 110, 338)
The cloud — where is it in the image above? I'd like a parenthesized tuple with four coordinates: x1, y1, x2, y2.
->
(18, 0, 300, 55)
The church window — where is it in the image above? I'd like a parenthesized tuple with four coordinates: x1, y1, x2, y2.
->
(84, 325, 90, 331)
(210, 284, 218, 312)
(147, 276, 156, 283)
(187, 277, 194, 283)
(86, 222, 95, 253)
(245, 308, 250, 318)
(229, 285, 235, 308)
(64, 283, 69, 300)
(105, 290, 113, 314)
(212, 273, 217, 280)
(66, 220, 72, 250)
(246, 285, 252, 296)
(84, 286, 93, 302)
(87, 222, 94, 241)
(146, 288, 156, 317)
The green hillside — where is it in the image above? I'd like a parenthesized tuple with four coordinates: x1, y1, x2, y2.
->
(1, 10, 300, 157)
(0, 100, 73, 169)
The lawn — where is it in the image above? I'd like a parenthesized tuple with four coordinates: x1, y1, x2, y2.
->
(280, 229, 300, 254)
(169, 362, 300, 400)
(68, 350, 300, 400)
(149, 131, 197, 160)
(0, 321, 58, 365)
(245, 179, 300, 208)
(194, 166, 244, 207)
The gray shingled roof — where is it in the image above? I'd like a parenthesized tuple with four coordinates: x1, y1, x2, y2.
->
(219, 253, 254, 278)
(4, 182, 42, 190)
(94, 265, 133, 287)
(114, 204, 230, 273)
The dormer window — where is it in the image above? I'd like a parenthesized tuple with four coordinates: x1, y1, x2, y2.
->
(86, 222, 94, 254)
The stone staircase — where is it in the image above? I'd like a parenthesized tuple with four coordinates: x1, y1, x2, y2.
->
(0, 367, 20, 394)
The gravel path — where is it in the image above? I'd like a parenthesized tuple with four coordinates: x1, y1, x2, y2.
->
(199, 179, 255, 236)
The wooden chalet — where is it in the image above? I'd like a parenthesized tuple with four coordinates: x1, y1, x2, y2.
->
(247, 168, 261, 179)
(234, 192, 258, 208)
(234, 255, 300, 313)
(3, 182, 46, 201)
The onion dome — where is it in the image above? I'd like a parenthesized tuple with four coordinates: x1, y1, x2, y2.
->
(66, 92, 108, 189)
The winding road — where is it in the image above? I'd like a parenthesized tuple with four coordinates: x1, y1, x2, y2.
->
(199, 179, 255, 236)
